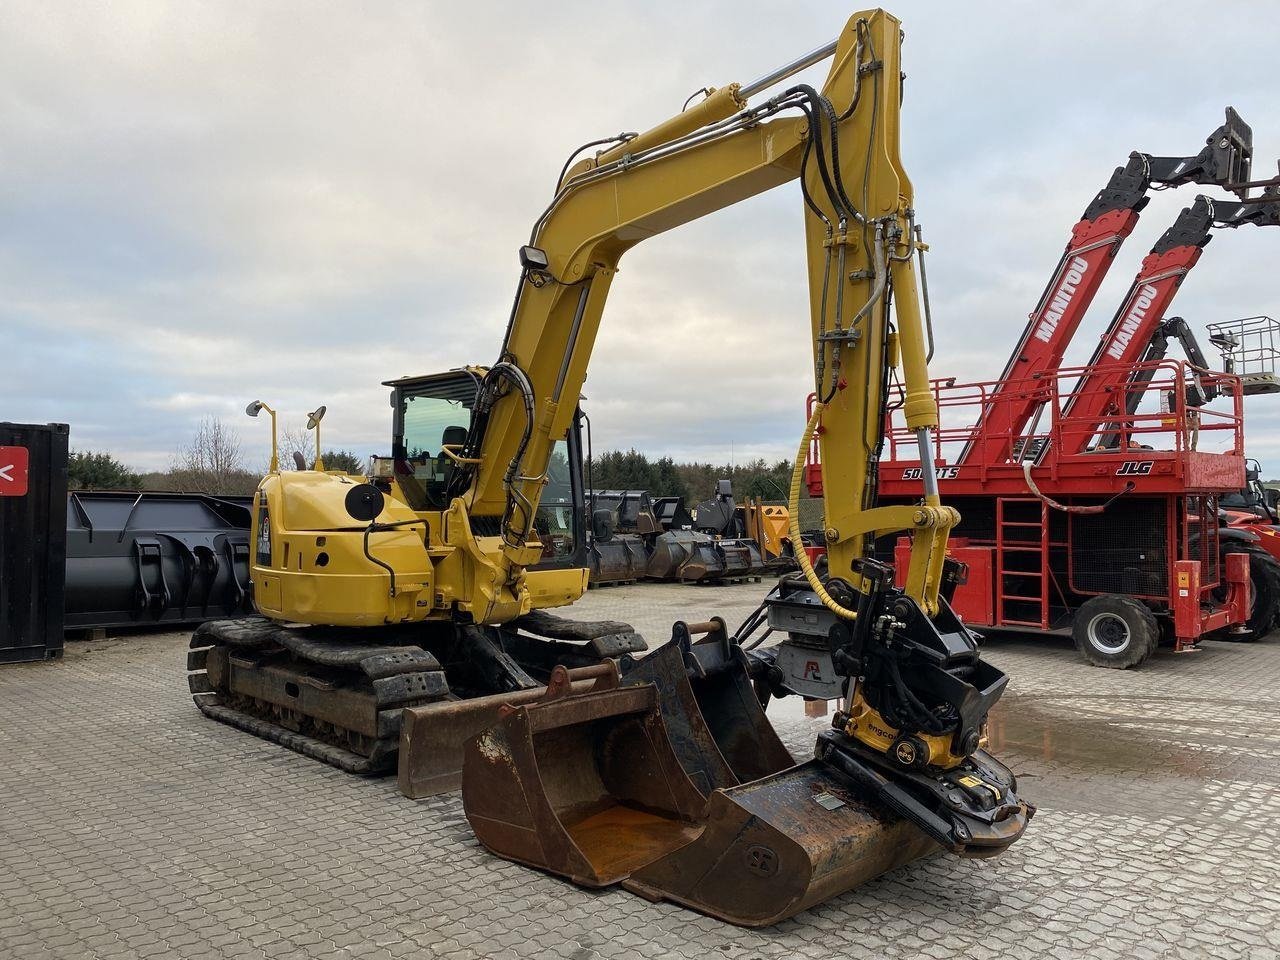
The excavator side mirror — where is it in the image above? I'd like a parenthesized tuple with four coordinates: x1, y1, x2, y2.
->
(591, 508, 615, 542)
(306, 405, 327, 431)
(345, 483, 386, 523)
(1246, 464, 1261, 482)
(246, 401, 264, 417)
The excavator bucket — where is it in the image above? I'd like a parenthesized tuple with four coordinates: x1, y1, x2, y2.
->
(646, 529, 726, 581)
(462, 674, 708, 886)
(398, 663, 619, 798)
(587, 534, 648, 585)
(622, 760, 938, 926)
(715, 537, 766, 579)
(621, 619, 793, 789)
(461, 621, 949, 926)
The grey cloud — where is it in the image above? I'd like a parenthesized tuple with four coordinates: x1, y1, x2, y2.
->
(2, 1, 1277, 474)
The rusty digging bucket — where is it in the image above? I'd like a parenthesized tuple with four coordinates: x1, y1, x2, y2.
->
(398, 663, 619, 798)
(461, 623, 939, 927)
(621, 619, 792, 793)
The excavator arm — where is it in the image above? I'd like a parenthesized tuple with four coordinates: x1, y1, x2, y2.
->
(445, 10, 950, 623)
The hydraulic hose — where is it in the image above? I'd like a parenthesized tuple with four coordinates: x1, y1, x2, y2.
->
(788, 400, 859, 621)
(1022, 461, 1133, 515)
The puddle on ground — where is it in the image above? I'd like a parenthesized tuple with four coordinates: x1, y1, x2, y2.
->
(985, 693, 1199, 776)
(762, 687, 1269, 787)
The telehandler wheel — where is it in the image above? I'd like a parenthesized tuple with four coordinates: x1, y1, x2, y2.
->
(1214, 544, 1280, 642)
(1072, 595, 1159, 669)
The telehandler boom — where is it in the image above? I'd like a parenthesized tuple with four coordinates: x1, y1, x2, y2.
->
(958, 110, 1252, 468)
(190, 8, 1030, 926)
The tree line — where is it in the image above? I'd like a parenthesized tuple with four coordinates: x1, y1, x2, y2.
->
(69, 420, 793, 507)
(68, 416, 365, 495)
(587, 448, 793, 504)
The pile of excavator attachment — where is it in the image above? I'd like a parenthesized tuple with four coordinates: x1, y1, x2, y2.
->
(587, 485, 793, 587)
(457, 618, 1030, 926)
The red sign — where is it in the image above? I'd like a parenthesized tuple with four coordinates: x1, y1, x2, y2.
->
(0, 446, 30, 496)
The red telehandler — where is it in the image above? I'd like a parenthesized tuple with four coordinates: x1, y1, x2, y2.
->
(804, 115, 1280, 667)
(958, 110, 1252, 468)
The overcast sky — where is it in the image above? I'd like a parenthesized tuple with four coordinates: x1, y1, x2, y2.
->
(3, 1, 1278, 474)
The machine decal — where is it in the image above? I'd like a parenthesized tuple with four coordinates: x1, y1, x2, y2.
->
(1116, 460, 1154, 476)
(1031, 255, 1090, 343)
(1105, 284, 1160, 359)
(901, 466, 959, 480)
(256, 506, 272, 564)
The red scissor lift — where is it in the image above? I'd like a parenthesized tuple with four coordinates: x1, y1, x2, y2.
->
(874, 361, 1251, 665)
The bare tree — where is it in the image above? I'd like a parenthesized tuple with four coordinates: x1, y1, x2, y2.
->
(278, 422, 316, 471)
(169, 417, 256, 494)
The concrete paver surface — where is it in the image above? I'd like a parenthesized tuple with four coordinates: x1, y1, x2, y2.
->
(2, 580, 1278, 959)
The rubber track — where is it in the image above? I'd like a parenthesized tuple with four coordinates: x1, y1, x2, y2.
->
(188, 620, 443, 776)
(191, 694, 395, 775)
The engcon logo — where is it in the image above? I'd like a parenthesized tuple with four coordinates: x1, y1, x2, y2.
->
(1106, 284, 1159, 360)
(1032, 256, 1089, 343)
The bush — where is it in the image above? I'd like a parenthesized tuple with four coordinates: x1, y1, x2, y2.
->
(68, 451, 141, 491)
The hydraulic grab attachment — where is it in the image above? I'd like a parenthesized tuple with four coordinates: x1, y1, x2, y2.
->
(459, 9, 1031, 926)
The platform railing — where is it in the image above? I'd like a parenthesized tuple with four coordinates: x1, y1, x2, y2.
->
(881, 359, 1246, 473)
(1206, 315, 1280, 392)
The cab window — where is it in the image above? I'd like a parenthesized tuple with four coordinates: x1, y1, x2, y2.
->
(534, 441, 575, 561)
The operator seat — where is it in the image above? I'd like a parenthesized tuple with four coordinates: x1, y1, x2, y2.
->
(431, 426, 470, 506)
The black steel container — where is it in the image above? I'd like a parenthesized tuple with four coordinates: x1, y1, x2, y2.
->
(0, 422, 69, 663)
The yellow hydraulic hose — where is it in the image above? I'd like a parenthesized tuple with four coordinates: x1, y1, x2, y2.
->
(788, 400, 859, 621)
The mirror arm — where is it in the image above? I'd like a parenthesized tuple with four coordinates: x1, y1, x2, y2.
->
(314, 419, 324, 472)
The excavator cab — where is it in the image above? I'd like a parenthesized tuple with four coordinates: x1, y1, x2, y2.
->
(377, 369, 590, 571)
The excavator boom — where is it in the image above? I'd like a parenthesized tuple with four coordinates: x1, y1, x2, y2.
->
(439, 10, 955, 624)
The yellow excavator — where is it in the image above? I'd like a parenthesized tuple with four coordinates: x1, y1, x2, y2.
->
(189, 8, 1031, 927)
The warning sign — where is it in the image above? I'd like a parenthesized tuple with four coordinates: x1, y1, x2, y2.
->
(0, 446, 30, 496)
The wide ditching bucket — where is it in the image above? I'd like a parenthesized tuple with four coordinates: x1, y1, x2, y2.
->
(461, 621, 941, 927)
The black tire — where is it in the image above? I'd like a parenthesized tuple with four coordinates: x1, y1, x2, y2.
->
(1072, 594, 1159, 669)
(1213, 544, 1280, 643)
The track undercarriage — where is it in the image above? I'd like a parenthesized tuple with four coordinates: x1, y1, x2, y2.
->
(187, 612, 646, 774)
